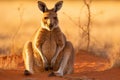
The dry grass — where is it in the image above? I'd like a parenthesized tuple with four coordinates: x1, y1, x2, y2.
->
(0, 54, 23, 70)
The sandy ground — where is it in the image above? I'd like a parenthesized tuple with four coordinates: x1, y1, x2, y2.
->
(0, 51, 120, 80)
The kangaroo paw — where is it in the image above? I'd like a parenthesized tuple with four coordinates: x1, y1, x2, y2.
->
(45, 66, 49, 71)
(24, 70, 32, 76)
(48, 71, 63, 77)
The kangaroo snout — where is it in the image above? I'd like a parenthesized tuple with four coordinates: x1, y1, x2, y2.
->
(49, 24, 54, 29)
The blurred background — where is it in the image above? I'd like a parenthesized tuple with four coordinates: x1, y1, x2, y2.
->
(0, 0, 120, 68)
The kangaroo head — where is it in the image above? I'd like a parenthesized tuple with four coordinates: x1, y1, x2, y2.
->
(38, 1, 63, 31)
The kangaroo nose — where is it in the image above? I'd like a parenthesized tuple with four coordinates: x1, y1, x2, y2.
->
(49, 24, 53, 29)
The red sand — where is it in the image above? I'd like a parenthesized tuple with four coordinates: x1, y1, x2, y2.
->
(0, 51, 120, 80)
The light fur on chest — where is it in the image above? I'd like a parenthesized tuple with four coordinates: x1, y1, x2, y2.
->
(32, 27, 65, 62)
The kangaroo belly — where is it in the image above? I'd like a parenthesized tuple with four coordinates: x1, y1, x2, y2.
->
(42, 40, 56, 62)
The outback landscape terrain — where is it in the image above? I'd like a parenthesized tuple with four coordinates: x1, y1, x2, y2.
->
(0, 0, 120, 80)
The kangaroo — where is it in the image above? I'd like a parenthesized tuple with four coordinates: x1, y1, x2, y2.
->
(22, 1, 74, 76)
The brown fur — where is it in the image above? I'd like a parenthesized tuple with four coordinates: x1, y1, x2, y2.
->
(22, 1, 74, 76)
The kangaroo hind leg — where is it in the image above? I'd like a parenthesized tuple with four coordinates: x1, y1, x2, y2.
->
(22, 41, 34, 75)
(50, 41, 74, 76)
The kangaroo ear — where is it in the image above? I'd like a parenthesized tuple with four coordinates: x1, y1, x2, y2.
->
(38, 1, 48, 12)
(54, 1, 63, 12)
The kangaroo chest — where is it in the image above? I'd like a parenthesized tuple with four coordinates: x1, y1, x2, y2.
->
(42, 32, 57, 61)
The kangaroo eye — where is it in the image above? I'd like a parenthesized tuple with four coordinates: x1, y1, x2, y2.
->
(44, 17, 48, 19)
(53, 17, 57, 19)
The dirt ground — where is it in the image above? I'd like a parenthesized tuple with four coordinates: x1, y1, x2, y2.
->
(0, 51, 120, 80)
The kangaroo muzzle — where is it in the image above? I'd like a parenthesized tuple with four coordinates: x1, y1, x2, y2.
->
(49, 24, 54, 30)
